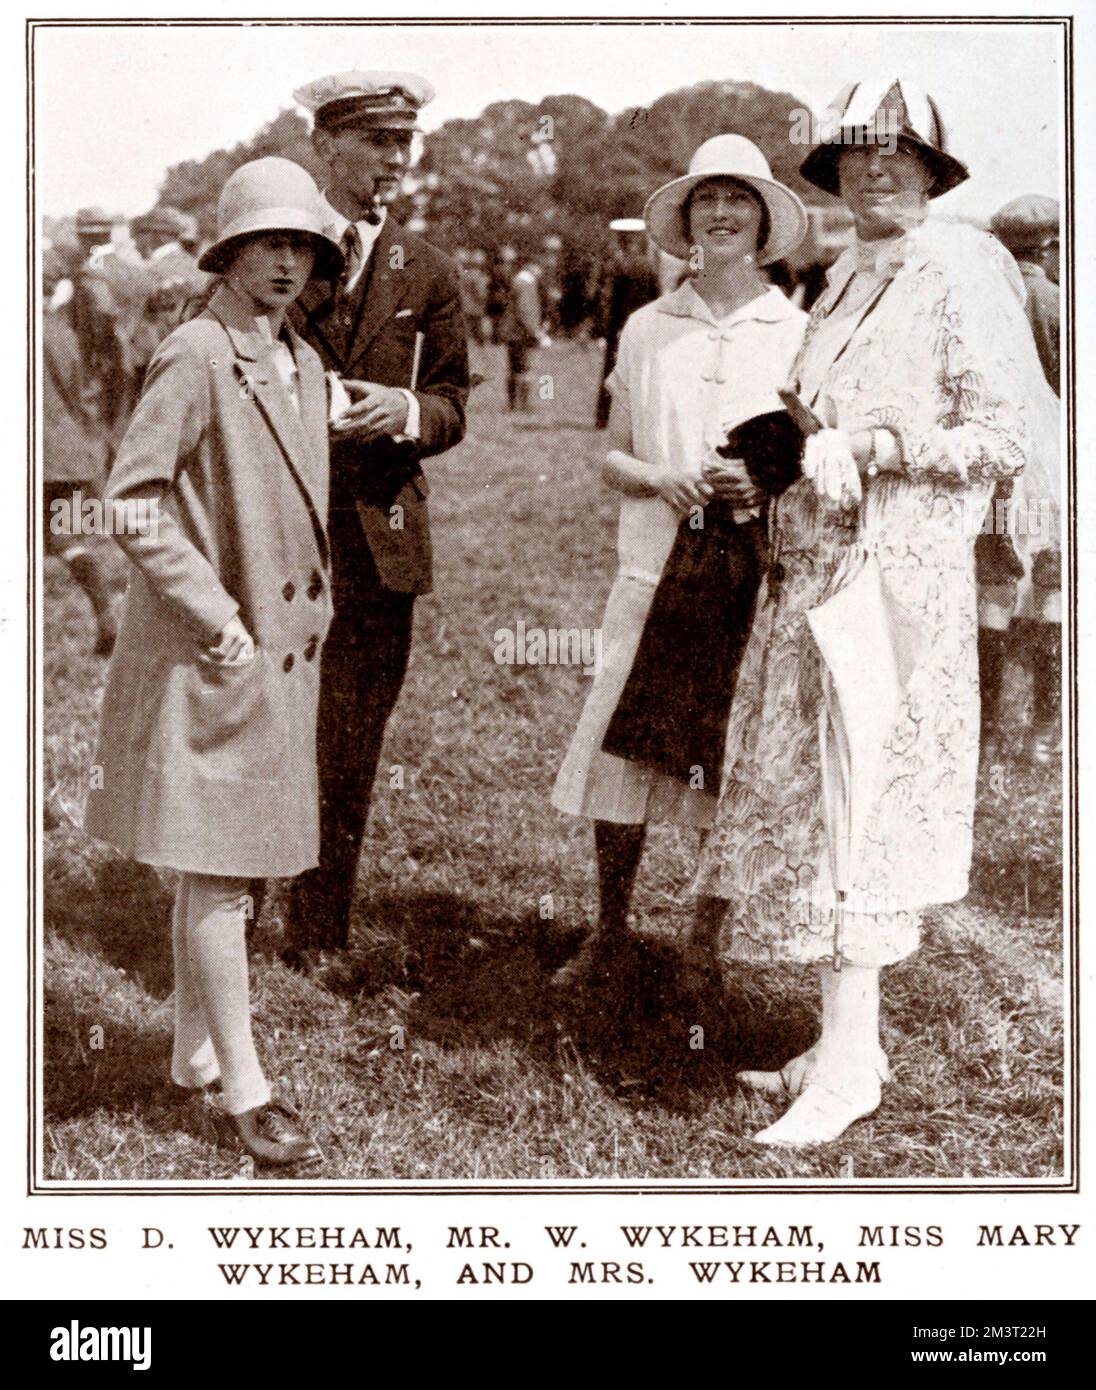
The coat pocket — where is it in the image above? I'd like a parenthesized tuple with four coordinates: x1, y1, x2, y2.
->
(184, 648, 283, 779)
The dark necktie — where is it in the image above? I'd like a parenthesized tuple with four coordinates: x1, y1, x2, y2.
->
(339, 224, 361, 294)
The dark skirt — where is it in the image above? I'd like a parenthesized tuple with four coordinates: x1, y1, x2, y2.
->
(602, 504, 767, 790)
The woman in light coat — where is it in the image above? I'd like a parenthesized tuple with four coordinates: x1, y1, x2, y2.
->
(84, 158, 343, 1166)
(694, 80, 1060, 1146)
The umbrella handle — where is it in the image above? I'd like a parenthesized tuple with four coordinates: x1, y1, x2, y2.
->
(833, 890, 845, 971)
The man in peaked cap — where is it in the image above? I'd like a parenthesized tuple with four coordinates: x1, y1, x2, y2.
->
(283, 69, 470, 967)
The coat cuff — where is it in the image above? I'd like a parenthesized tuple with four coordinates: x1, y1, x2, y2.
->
(193, 590, 241, 644)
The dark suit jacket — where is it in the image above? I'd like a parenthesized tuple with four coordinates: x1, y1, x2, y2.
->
(290, 217, 469, 595)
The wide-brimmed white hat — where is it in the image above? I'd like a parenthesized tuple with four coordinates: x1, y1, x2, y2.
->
(643, 134, 808, 265)
(199, 157, 343, 278)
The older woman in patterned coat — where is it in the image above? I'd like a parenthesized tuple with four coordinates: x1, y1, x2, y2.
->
(693, 80, 1060, 1146)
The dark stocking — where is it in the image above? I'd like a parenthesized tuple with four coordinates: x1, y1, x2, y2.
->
(594, 820, 645, 939)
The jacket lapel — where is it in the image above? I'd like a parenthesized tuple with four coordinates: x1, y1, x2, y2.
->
(285, 327, 331, 567)
(293, 275, 346, 369)
(208, 286, 329, 558)
(344, 218, 414, 377)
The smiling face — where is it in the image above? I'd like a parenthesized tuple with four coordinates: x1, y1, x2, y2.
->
(226, 232, 317, 313)
(313, 124, 413, 218)
(837, 142, 932, 240)
(685, 177, 767, 266)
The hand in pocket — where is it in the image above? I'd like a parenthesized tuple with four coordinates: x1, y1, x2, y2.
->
(202, 614, 255, 666)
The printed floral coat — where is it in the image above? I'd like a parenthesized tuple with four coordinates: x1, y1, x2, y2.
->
(696, 222, 1056, 966)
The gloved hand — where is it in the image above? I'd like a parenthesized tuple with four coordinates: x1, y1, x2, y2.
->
(802, 428, 862, 508)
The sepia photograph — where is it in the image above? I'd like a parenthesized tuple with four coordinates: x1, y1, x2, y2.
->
(29, 11, 1070, 1191)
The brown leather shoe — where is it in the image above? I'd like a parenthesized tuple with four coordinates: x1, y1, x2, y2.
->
(230, 1100, 320, 1167)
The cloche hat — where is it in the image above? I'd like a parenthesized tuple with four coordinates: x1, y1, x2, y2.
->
(198, 157, 343, 279)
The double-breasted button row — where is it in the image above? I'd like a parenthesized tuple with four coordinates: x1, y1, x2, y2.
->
(283, 572, 324, 603)
(282, 635, 321, 674)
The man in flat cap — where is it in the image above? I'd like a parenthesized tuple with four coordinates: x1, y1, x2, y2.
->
(283, 69, 470, 966)
(991, 195, 1060, 392)
(129, 206, 210, 383)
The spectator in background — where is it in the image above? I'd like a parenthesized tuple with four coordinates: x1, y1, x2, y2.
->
(981, 194, 1062, 764)
(456, 247, 489, 344)
(70, 206, 144, 448)
(498, 256, 550, 411)
(130, 205, 211, 370)
(176, 211, 202, 257)
(540, 234, 564, 335)
(594, 218, 660, 429)
(42, 247, 119, 657)
(484, 245, 517, 344)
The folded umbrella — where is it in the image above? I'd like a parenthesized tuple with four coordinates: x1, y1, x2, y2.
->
(806, 552, 925, 967)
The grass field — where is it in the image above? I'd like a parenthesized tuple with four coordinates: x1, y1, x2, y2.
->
(41, 341, 1065, 1182)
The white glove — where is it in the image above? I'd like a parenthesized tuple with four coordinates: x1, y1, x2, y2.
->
(802, 428, 862, 508)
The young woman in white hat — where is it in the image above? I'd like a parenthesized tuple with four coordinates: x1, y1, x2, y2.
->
(551, 135, 808, 990)
(694, 80, 1059, 1146)
(84, 158, 343, 1166)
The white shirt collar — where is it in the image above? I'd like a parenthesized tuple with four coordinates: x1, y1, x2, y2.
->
(658, 280, 799, 327)
(321, 196, 387, 252)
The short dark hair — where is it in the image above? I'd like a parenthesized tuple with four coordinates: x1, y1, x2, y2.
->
(682, 177, 770, 255)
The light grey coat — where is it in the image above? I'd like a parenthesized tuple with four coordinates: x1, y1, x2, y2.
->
(84, 284, 333, 878)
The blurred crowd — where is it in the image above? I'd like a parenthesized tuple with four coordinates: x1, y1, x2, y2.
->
(42, 204, 210, 656)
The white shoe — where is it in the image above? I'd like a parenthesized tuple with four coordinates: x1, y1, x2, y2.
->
(738, 1045, 820, 1097)
(752, 1063, 884, 1146)
(739, 1045, 888, 1098)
